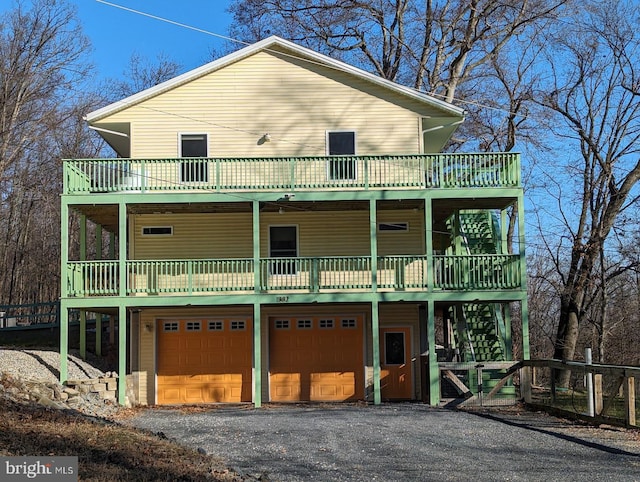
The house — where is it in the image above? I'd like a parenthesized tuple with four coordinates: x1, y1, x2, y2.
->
(59, 36, 528, 406)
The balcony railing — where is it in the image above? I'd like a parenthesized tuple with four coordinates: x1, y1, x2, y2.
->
(65, 254, 522, 297)
(62, 153, 520, 194)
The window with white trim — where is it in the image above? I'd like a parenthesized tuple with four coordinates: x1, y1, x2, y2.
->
(142, 226, 173, 236)
(269, 225, 298, 275)
(327, 131, 356, 180)
(341, 318, 357, 329)
(274, 320, 290, 329)
(163, 322, 179, 332)
(319, 319, 334, 329)
(297, 319, 312, 329)
(208, 321, 223, 331)
(186, 321, 201, 331)
(231, 320, 246, 331)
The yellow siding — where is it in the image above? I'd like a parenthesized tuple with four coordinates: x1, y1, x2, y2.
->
(260, 211, 370, 257)
(133, 213, 253, 259)
(96, 51, 442, 159)
(377, 209, 425, 255)
(132, 210, 426, 260)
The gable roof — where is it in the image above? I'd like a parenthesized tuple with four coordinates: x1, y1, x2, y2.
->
(86, 36, 465, 123)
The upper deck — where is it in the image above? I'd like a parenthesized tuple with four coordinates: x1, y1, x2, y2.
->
(63, 152, 520, 195)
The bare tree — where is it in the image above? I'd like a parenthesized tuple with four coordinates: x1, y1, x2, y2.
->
(533, 0, 640, 377)
(229, 0, 567, 103)
(0, 0, 92, 305)
(106, 52, 182, 100)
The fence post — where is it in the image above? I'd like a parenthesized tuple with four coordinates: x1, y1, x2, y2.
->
(520, 365, 532, 404)
(585, 348, 594, 417)
(624, 374, 636, 427)
(594, 374, 603, 415)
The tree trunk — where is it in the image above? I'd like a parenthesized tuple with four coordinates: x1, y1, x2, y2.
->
(553, 291, 582, 387)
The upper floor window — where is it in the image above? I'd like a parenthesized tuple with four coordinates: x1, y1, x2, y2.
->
(180, 133, 209, 183)
(327, 131, 356, 180)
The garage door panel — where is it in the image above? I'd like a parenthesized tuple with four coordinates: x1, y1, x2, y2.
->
(157, 318, 252, 404)
(270, 316, 363, 402)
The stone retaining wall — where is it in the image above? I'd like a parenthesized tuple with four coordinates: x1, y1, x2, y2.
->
(65, 373, 118, 402)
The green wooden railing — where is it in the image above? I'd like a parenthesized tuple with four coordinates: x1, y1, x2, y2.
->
(433, 254, 521, 290)
(62, 153, 520, 194)
(65, 254, 522, 297)
(67, 261, 119, 296)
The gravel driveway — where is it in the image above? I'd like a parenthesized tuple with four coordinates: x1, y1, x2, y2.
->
(129, 403, 640, 481)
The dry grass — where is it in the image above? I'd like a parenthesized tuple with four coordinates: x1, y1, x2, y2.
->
(0, 397, 247, 481)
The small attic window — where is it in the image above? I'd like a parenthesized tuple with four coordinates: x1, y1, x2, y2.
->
(142, 226, 173, 236)
(379, 222, 409, 232)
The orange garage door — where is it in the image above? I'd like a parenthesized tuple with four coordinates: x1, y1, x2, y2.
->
(157, 318, 252, 404)
(269, 315, 364, 402)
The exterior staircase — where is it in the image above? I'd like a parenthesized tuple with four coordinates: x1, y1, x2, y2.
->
(444, 210, 515, 400)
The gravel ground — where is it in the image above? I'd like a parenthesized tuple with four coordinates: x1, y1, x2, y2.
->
(129, 403, 640, 482)
(0, 347, 107, 382)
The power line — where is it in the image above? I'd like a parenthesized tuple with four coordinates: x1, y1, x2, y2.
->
(95, 0, 530, 121)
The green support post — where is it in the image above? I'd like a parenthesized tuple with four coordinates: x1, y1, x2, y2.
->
(517, 193, 530, 360)
(60, 305, 68, 384)
(501, 207, 508, 255)
(372, 300, 381, 405)
(118, 202, 128, 405)
(369, 199, 377, 291)
(79, 215, 86, 359)
(79, 311, 86, 360)
(119, 203, 127, 297)
(424, 200, 434, 291)
(369, 200, 381, 404)
(253, 201, 260, 292)
(252, 201, 262, 407)
(118, 304, 127, 405)
(504, 304, 513, 360)
(253, 302, 262, 407)
(60, 201, 69, 383)
(427, 299, 439, 406)
(521, 297, 530, 360)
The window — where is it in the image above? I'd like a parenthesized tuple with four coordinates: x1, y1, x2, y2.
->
(163, 322, 178, 332)
(231, 320, 246, 331)
(327, 131, 356, 180)
(180, 134, 209, 183)
(142, 226, 173, 236)
(208, 321, 223, 331)
(341, 319, 357, 329)
(274, 320, 290, 329)
(269, 225, 298, 275)
(319, 319, 334, 329)
(384, 332, 405, 365)
(297, 319, 312, 329)
(186, 321, 201, 331)
(378, 222, 409, 232)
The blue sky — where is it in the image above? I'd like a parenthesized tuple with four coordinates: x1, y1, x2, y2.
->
(71, 0, 236, 81)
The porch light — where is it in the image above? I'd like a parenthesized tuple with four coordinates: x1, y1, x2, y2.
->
(279, 207, 285, 215)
